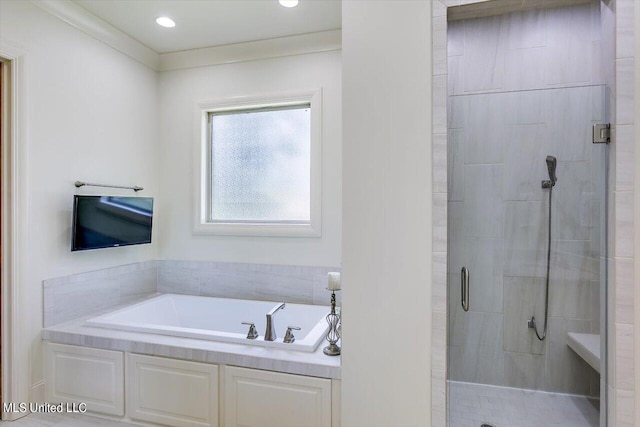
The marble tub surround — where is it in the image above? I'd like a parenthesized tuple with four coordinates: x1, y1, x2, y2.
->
(43, 261, 158, 328)
(42, 312, 341, 380)
(157, 260, 341, 306)
(44, 260, 341, 329)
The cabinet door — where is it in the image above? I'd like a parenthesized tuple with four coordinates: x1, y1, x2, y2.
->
(44, 342, 124, 416)
(127, 354, 219, 427)
(224, 366, 331, 427)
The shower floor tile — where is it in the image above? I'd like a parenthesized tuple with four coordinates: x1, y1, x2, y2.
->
(449, 381, 600, 427)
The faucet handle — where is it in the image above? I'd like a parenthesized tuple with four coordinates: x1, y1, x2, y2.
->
(241, 322, 259, 340)
(284, 326, 301, 344)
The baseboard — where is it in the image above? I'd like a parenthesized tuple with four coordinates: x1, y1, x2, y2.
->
(31, 379, 45, 403)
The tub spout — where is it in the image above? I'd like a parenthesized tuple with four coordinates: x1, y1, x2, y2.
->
(264, 303, 285, 341)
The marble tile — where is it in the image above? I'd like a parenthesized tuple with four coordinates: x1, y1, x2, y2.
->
(615, 0, 634, 59)
(447, 93, 467, 129)
(433, 252, 447, 313)
(615, 58, 634, 125)
(447, 129, 464, 201)
(432, 0, 446, 18)
(463, 164, 503, 239)
(447, 55, 464, 96)
(503, 351, 545, 390)
(615, 389, 635, 426)
(199, 271, 255, 300)
(447, 273, 465, 348)
(615, 322, 634, 391)
(503, 276, 546, 355)
(157, 263, 201, 295)
(545, 317, 592, 395)
(553, 161, 593, 241)
(448, 381, 600, 427)
(447, 201, 463, 274)
(462, 238, 503, 313)
(614, 191, 634, 258)
(545, 87, 593, 163)
(504, 47, 545, 91)
(503, 124, 552, 201)
(464, 94, 505, 164)
(447, 19, 464, 57)
(503, 89, 545, 125)
(549, 241, 597, 319)
(614, 258, 634, 324)
(544, 3, 592, 86)
(506, 9, 546, 49)
(615, 124, 634, 191)
(433, 74, 447, 134)
(433, 17, 447, 76)
(463, 14, 506, 92)
(253, 272, 314, 304)
(46, 279, 119, 327)
(504, 201, 547, 278)
(433, 133, 448, 194)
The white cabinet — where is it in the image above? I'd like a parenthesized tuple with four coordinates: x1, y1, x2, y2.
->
(43, 343, 337, 427)
(224, 366, 331, 427)
(44, 342, 124, 416)
(127, 353, 219, 427)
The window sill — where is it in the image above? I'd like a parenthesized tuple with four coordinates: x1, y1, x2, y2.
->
(193, 221, 321, 238)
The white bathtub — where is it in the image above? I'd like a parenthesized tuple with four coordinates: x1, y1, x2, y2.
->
(85, 294, 331, 352)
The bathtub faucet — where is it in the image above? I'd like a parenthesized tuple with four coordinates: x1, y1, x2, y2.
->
(264, 303, 286, 341)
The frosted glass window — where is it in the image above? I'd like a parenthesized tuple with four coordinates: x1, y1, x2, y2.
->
(209, 105, 311, 223)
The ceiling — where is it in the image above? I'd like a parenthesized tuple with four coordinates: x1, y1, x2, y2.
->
(73, 0, 342, 54)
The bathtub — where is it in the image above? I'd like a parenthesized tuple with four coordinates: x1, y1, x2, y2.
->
(85, 294, 331, 352)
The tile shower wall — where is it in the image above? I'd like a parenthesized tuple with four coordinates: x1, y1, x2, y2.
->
(447, 2, 604, 396)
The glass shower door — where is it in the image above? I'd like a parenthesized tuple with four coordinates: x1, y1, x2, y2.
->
(447, 85, 607, 427)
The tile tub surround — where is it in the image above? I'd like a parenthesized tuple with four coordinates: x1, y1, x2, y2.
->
(44, 260, 341, 328)
(42, 308, 341, 380)
(157, 260, 340, 307)
(43, 261, 158, 328)
(446, 2, 605, 397)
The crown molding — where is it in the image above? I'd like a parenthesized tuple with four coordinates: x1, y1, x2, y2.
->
(31, 0, 160, 70)
(158, 29, 342, 72)
(31, 1, 341, 72)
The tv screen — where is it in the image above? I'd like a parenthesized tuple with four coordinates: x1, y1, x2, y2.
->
(72, 196, 153, 251)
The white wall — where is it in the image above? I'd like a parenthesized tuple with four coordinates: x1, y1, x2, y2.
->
(341, 1, 433, 426)
(0, 0, 159, 401)
(158, 51, 342, 267)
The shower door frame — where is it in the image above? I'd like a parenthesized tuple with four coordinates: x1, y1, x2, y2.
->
(429, 0, 637, 425)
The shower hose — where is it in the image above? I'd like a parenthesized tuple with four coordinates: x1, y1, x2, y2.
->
(532, 184, 552, 341)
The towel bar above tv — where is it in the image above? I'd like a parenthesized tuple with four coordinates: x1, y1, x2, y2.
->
(74, 181, 143, 192)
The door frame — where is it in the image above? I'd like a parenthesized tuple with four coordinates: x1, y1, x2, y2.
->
(0, 43, 29, 421)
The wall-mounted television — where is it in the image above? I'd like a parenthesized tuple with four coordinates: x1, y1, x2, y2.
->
(72, 195, 154, 251)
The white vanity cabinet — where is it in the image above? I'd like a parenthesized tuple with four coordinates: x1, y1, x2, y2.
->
(223, 366, 332, 427)
(127, 354, 219, 427)
(44, 342, 125, 416)
(43, 343, 338, 426)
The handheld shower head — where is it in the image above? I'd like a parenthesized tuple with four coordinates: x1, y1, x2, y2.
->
(546, 155, 557, 185)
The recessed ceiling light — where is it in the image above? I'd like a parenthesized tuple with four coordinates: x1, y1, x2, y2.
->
(156, 16, 176, 28)
(279, 0, 299, 8)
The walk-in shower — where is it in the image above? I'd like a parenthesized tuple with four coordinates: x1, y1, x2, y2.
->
(446, 2, 609, 426)
(528, 155, 558, 341)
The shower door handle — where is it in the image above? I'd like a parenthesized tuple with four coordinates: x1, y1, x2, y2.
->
(461, 267, 470, 312)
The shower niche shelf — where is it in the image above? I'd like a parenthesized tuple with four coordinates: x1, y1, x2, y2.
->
(567, 332, 600, 374)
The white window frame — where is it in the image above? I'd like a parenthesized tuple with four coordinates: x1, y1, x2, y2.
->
(194, 89, 322, 237)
